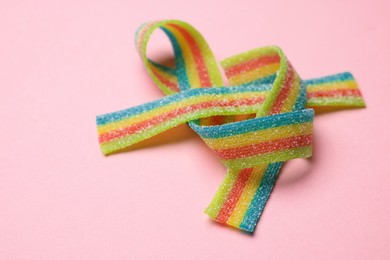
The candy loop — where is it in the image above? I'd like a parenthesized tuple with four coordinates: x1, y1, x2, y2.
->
(136, 20, 223, 93)
(97, 20, 365, 232)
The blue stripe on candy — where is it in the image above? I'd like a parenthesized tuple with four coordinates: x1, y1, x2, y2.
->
(303, 72, 354, 86)
(239, 162, 283, 232)
(96, 84, 273, 126)
(161, 27, 190, 91)
(189, 109, 314, 139)
(148, 59, 177, 75)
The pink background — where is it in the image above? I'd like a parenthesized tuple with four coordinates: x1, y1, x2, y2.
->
(1, 0, 390, 259)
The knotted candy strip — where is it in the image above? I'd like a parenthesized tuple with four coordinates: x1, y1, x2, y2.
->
(97, 20, 365, 232)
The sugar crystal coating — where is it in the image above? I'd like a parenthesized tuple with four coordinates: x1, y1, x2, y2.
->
(97, 20, 365, 232)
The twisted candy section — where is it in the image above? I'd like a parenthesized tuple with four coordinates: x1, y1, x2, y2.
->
(96, 20, 365, 232)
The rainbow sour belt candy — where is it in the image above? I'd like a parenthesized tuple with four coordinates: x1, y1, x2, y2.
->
(96, 20, 365, 232)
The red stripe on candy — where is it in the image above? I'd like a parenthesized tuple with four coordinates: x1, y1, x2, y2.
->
(214, 134, 313, 160)
(307, 88, 362, 98)
(215, 167, 254, 224)
(99, 97, 265, 144)
(151, 68, 180, 92)
(269, 62, 295, 115)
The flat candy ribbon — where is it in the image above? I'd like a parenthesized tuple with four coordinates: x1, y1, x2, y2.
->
(96, 20, 365, 232)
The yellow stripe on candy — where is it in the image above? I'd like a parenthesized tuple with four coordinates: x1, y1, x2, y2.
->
(221, 47, 280, 69)
(203, 122, 312, 149)
(226, 165, 267, 227)
(306, 80, 358, 92)
(228, 63, 280, 85)
(306, 97, 365, 108)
